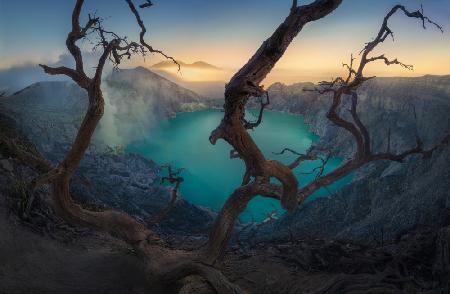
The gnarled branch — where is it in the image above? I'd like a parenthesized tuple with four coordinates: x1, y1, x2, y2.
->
(147, 164, 184, 226)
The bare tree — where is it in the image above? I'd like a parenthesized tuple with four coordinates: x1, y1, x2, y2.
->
(32, 0, 346, 292)
(32, 0, 446, 292)
(146, 164, 184, 226)
(205, 3, 446, 264)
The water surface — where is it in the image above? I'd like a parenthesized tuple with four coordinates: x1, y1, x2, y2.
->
(126, 109, 351, 222)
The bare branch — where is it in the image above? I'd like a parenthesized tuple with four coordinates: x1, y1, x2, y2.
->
(343, 54, 356, 83)
(272, 148, 304, 156)
(244, 91, 270, 130)
(147, 164, 184, 226)
(356, 4, 443, 77)
(139, 0, 153, 9)
(125, 0, 180, 71)
(327, 89, 367, 158)
(39, 64, 90, 89)
(366, 54, 413, 70)
(291, 1, 298, 10)
(66, 0, 91, 78)
(372, 134, 450, 163)
(299, 153, 331, 178)
(273, 148, 318, 170)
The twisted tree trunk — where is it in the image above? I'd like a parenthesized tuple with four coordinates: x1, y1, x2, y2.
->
(206, 0, 343, 263)
(206, 2, 445, 265)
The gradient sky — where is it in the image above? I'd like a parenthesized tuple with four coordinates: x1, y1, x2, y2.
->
(1, 0, 449, 84)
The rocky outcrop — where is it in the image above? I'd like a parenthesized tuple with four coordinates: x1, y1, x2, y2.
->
(253, 75, 450, 243)
(0, 81, 88, 161)
(70, 151, 214, 235)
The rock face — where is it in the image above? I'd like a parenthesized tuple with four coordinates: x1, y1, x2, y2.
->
(253, 75, 450, 243)
(0, 81, 88, 161)
(0, 72, 213, 236)
(266, 76, 450, 158)
(71, 152, 214, 235)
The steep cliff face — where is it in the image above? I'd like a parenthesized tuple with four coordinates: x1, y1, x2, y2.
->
(266, 76, 450, 158)
(253, 75, 450, 243)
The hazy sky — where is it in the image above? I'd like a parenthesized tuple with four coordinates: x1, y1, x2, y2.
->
(1, 0, 449, 84)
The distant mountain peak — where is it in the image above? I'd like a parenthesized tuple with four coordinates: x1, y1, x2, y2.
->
(152, 60, 220, 70)
(190, 61, 220, 70)
(151, 60, 185, 68)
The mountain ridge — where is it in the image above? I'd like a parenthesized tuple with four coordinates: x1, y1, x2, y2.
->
(151, 60, 220, 70)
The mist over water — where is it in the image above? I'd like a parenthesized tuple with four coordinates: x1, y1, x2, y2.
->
(126, 109, 351, 222)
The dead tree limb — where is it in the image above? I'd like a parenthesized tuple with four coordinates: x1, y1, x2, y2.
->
(244, 91, 270, 130)
(146, 164, 184, 226)
(272, 148, 318, 170)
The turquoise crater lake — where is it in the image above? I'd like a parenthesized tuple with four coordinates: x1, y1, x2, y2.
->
(126, 109, 351, 222)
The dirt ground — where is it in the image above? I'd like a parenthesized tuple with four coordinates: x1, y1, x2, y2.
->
(0, 204, 150, 294)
